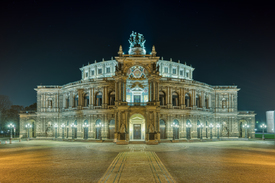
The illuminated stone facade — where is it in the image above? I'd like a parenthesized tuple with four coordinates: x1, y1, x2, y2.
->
(20, 32, 256, 142)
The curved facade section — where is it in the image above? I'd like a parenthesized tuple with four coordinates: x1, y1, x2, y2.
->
(19, 32, 256, 143)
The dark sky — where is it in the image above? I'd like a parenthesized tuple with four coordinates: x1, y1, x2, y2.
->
(0, 0, 274, 121)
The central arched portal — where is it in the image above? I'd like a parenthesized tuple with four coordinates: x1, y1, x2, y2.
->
(129, 114, 145, 141)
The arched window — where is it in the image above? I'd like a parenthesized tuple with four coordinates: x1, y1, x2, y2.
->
(109, 119, 115, 139)
(84, 94, 89, 107)
(196, 94, 200, 107)
(173, 119, 179, 125)
(222, 98, 227, 109)
(48, 99, 52, 108)
(205, 95, 208, 108)
(109, 91, 115, 105)
(159, 91, 166, 105)
(66, 98, 70, 108)
(172, 92, 179, 106)
(160, 119, 165, 126)
(186, 119, 191, 139)
(172, 119, 179, 139)
(74, 95, 78, 107)
(109, 119, 115, 125)
(185, 93, 191, 107)
(160, 119, 166, 139)
(95, 92, 102, 106)
(95, 119, 102, 139)
(197, 120, 201, 138)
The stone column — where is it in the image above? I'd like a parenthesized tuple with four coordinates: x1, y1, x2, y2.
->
(123, 80, 126, 102)
(89, 88, 93, 108)
(119, 82, 122, 101)
(156, 82, 159, 102)
(78, 89, 83, 107)
(148, 81, 151, 102)
(201, 91, 205, 108)
(105, 86, 108, 106)
(169, 87, 173, 108)
(70, 91, 73, 107)
(115, 82, 118, 101)
(44, 93, 46, 109)
(153, 81, 156, 101)
(63, 93, 66, 109)
(165, 87, 168, 106)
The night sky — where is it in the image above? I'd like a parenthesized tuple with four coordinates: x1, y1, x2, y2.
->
(0, 0, 274, 121)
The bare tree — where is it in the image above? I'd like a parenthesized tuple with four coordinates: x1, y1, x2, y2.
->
(0, 95, 12, 130)
(0, 95, 12, 111)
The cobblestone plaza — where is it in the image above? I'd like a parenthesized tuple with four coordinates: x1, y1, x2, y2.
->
(0, 140, 274, 182)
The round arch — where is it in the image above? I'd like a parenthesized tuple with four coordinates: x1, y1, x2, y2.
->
(172, 119, 180, 139)
(239, 119, 247, 138)
(160, 119, 166, 139)
(109, 119, 115, 139)
(95, 119, 102, 139)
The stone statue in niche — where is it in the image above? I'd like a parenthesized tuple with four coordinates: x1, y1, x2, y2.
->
(45, 122, 53, 137)
(120, 123, 126, 133)
(149, 124, 154, 133)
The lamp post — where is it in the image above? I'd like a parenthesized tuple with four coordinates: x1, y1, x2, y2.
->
(8, 123, 14, 144)
(25, 123, 32, 140)
(61, 123, 65, 140)
(82, 122, 89, 140)
(216, 124, 220, 140)
(171, 122, 179, 140)
(71, 123, 77, 140)
(198, 123, 204, 141)
(209, 123, 214, 140)
(260, 124, 266, 140)
(54, 124, 58, 139)
(186, 123, 192, 140)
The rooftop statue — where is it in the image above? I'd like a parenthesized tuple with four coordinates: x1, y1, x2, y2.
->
(128, 31, 146, 55)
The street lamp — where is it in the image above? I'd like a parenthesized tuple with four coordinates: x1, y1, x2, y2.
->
(260, 124, 266, 140)
(54, 124, 58, 139)
(25, 123, 32, 140)
(61, 123, 65, 140)
(186, 123, 192, 140)
(71, 123, 77, 140)
(82, 122, 89, 140)
(198, 123, 204, 141)
(216, 124, 220, 140)
(171, 122, 179, 140)
(8, 123, 14, 144)
(242, 124, 249, 138)
(209, 123, 214, 140)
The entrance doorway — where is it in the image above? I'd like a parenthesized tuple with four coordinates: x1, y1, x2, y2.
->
(129, 114, 145, 141)
(133, 124, 141, 139)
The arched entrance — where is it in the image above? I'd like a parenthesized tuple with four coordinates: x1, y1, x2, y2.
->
(129, 114, 145, 141)
(26, 119, 36, 138)
(95, 119, 102, 139)
(109, 119, 115, 139)
(197, 120, 201, 138)
(160, 119, 166, 139)
(239, 120, 246, 138)
(172, 119, 179, 139)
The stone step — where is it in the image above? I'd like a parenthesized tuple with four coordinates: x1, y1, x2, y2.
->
(129, 141, 146, 144)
